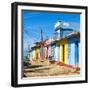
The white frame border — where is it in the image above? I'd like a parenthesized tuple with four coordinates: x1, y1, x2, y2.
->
(17, 5, 86, 84)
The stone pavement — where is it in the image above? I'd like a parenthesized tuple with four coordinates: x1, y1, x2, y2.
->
(24, 63, 80, 77)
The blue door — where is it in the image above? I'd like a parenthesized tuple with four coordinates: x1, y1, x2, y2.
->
(75, 41, 79, 65)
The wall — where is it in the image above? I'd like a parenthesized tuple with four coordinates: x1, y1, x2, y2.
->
(0, 0, 89, 90)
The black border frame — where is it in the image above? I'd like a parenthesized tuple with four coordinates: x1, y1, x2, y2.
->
(11, 2, 88, 87)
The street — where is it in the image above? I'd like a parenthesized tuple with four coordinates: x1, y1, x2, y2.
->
(24, 62, 80, 77)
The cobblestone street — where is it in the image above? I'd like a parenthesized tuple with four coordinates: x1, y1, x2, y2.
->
(24, 63, 80, 77)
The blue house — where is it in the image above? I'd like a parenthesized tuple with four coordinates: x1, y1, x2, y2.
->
(67, 32, 80, 66)
(50, 42, 59, 61)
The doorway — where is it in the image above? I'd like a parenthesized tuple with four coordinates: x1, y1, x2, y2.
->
(62, 45, 65, 63)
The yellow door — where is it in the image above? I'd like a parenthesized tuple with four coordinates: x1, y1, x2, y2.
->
(64, 44, 68, 64)
(35, 48, 38, 59)
(59, 38, 68, 64)
(60, 45, 63, 62)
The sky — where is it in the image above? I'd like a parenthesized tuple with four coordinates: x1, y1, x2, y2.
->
(22, 10, 80, 57)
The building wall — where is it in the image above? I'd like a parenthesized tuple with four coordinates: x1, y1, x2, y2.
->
(78, 43, 80, 66)
(32, 50, 35, 60)
(35, 48, 39, 59)
(64, 44, 68, 64)
(68, 36, 80, 66)
(48, 45, 52, 59)
(68, 43, 76, 65)
(75, 42, 79, 65)
(60, 45, 63, 62)
(51, 44, 55, 60)
(59, 38, 68, 64)
(38, 48, 40, 59)
(46, 46, 48, 59)
(54, 45, 59, 61)
(43, 46, 48, 59)
(44, 47, 46, 59)
(58, 36, 80, 66)
(29, 34, 80, 66)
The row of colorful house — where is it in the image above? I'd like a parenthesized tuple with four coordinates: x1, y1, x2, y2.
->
(29, 31, 80, 66)
(29, 21, 80, 66)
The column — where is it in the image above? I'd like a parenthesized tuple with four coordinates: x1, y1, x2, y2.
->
(60, 45, 63, 62)
(64, 43, 68, 64)
(55, 45, 59, 61)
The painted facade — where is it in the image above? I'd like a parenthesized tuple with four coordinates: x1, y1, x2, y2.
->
(30, 32, 80, 66)
(29, 32, 80, 66)
(29, 21, 80, 67)
(67, 32, 80, 66)
(54, 44, 59, 61)
(57, 38, 68, 64)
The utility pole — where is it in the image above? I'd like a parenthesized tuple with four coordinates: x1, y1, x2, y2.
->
(40, 29, 44, 60)
(41, 29, 43, 42)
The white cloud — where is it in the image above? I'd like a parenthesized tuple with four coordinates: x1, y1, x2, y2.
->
(63, 22, 70, 27)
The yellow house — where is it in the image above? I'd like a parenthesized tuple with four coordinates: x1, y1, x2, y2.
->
(31, 46, 39, 60)
(57, 38, 68, 64)
(35, 47, 39, 59)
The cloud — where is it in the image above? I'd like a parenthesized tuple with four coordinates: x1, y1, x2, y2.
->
(69, 22, 80, 30)
(63, 22, 70, 27)
(62, 22, 80, 30)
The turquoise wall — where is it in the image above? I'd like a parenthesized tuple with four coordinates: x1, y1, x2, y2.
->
(69, 43, 76, 65)
(54, 45, 59, 61)
(68, 36, 80, 65)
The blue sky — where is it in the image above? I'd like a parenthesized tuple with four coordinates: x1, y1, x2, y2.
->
(22, 10, 80, 56)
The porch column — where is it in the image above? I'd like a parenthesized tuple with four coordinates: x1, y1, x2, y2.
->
(60, 45, 63, 62)
(64, 44, 68, 64)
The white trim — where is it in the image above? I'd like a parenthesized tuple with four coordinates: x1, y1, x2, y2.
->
(17, 5, 86, 84)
